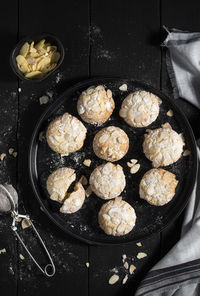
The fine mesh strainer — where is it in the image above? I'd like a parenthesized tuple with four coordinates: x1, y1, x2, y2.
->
(0, 184, 55, 277)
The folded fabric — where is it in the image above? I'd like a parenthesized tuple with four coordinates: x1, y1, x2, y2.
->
(163, 27, 200, 109)
(135, 28, 200, 296)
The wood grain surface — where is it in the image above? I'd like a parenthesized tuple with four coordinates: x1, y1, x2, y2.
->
(0, 1, 200, 295)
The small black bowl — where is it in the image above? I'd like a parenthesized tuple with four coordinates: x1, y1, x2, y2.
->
(10, 33, 65, 82)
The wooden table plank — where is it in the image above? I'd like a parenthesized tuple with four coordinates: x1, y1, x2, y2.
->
(16, 0, 90, 295)
(89, 1, 162, 295)
(0, 1, 19, 295)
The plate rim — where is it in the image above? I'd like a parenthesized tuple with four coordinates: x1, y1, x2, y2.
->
(28, 77, 198, 245)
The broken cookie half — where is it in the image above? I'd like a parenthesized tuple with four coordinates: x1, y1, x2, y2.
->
(46, 167, 85, 214)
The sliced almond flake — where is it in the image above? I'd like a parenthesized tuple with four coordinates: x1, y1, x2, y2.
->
(119, 84, 128, 91)
(83, 159, 91, 167)
(130, 164, 140, 174)
(21, 219, 31, 229)
(166, 109, 174, 117)
(130, 159, 138, 164)
(127, 162, 134, 168)
(0, 248, 6, 254)
(137, 252, 147, 259)
(122, 274, 128, 285)
(19, 254, 25, 260)
(129, 264, 136, 274)
(85, 186, 92, 198)
(124, 262, 129, 269)
(85, 262, 90, 268)
(18, 88, 22, 92)
(136, 242, 142, 247)
(0, 153, 6, 161)
(109, 274, 119, 285)
(79, 175, 88, 186)
(8, 148, 14, 155)
(13, 152, 17, 158)
(183, 149, 191, 156)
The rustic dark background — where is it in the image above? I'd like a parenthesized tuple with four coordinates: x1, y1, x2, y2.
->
(0, 0, 200, 295)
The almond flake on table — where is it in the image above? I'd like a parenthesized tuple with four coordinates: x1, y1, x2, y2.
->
(129, 264, 136, 274)
(183, 149, 191, 156)
(85, 186, 92, 197)
(83, 159, 91, 167)
(119, 84, 128, 91)
(13, 152, 17, 157)
(136, 242, 142, 247)
(85, 262, 90, 268)
(137, 252, 147, 259)
(124, 262, 129, 269)
(0, 153, 6, 161)
(122, 274, 128, 285)
(166, 109, 174, 117)
(21, 219, 31, 229)
(8, 148, 14, 155)
(109, 274, 119, 285)
(19, 254, 25, 260)
(18, 88, 21, 92)
(0, 248, 6, 254)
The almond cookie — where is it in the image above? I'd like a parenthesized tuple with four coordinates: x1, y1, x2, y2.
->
(46, 112, 87, 155)
(98, 197, 136, 236)
(89, 162, 126, 200)
(139, 168, 178, 206)
(93, 126, 129, 162)
(143, 123, 184, 167)
(119, 90, 162, 127)
(46, 167, 85, 213)
(77, 85, 115, 125)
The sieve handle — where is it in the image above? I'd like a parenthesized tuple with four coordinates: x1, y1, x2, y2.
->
(12, 215, 55, 277)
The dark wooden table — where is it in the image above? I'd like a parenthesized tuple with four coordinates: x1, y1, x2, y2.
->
(0, 1, 200, 295)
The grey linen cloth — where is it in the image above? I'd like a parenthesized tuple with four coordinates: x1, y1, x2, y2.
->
(135, 28, 200, 296)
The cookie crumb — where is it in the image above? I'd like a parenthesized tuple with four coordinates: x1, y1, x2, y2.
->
(46, 91, 53, 98)
(109, 274, 119, 285)
(0, 248, 6, 254)
(0, 153, 6, 161)
(119, 84, 128, 91)
(124, 262, 129, 269)
(122, 274, 128, 284)
(167, 109, 173, 117)
(85, 262, 90, 268)
(8, 148, 14, 155)
(183, 149, 191, 156)
(136, 242, 142, 247)
(129, 264, 136, 274)
(19, 254, 24, 260)
(137, 252, 147, 259)
(21, 219, 31, 229)
(122, 254, 127, 262)
(39, 95, 49, 105)
(83, 159, 91, 167)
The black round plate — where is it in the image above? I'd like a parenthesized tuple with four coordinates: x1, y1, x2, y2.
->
(29, 77, 198, 245)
